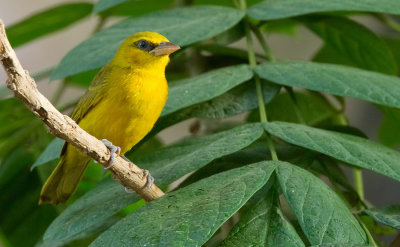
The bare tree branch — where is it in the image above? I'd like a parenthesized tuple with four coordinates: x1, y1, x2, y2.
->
(0, 19, 165, 202)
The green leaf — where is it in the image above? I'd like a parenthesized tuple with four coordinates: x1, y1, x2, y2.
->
(194, 0, 233, 7)
(248, 0, 400, 21)
(6, 3, 92, 48)
(94, 0, 174, 17)
(260, 18, 300, 35)
(163, 64, 253, 115)
(359, 215, 396, 236)
(180, 143, 315, 188)
(90, 161, 277, 246)
(31, 138, 63, 170)
(264, 121, 400, 183)
(52, 6, 245, 79)
(313, 45, 354, 67)
(304, 16, 397, 75)
(133, 123, 265, 185)
(212, 23, 245, 45)
(365, 206, 400, 229)
(42, 124, 264, 244)
(0, 171, 58, 247)
(179, 145, 269, 188)
(255, 61, 400, 108)
(189, 80, 279, 119)
(42, 177, 137, 245)
(149, 79, 278, 139)
(265, 91, 339, 125)
(0, 147, 35, 188)
(93, 0, 130, 13)
(66, 69, 100, 87)
(277, 162, 368, 245)
(221, 180, 305, 247)
(383, 37, 400, 73)
(6, 205, 58, 247)
(378, 107, 400, 148)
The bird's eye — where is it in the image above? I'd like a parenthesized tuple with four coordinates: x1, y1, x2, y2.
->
(137, 40, 149, 50)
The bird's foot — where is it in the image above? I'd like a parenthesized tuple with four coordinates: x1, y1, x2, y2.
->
(123, 170, 154, 193)
(106, 153, 154, 191)
(120, 155, 154, 188)
(101, 139, 121, 169)
(143, 169, 154, 189)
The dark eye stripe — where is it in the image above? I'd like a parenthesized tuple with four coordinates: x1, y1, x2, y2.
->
(133, 40, 156, 52)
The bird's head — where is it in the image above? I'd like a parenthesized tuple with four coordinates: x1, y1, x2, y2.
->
(112, 32, 180, 70)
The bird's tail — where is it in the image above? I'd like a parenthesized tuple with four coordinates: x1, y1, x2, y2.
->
(39, 147, 90, 205)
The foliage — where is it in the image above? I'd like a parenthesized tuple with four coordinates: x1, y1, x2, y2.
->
(1, 0, 400, 246)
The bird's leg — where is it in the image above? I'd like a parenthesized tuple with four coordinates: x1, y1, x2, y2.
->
(121, 155, 154, 189)
(101, 139, 121, 169)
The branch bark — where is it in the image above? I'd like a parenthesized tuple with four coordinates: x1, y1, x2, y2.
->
(0, 19, 165, 202)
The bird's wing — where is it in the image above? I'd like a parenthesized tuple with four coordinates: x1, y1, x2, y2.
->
(61, 66, 110, 156)
(70, 66, 110, 123)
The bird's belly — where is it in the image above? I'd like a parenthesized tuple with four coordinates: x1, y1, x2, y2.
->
(78, 86, 167, 154)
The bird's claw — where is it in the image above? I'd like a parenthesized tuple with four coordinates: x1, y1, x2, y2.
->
(120, 155, 154, 188)
(143, 169, 154, 189)
(101, 139, 121, 169)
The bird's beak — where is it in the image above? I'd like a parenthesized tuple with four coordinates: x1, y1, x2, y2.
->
(150, 41, 180, 56)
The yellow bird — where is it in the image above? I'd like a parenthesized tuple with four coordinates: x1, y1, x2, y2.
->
(40, 32, 180, 205)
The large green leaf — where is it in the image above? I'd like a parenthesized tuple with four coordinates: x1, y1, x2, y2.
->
(304, 16, 397, 75)
(6, 3, 92, 48)
(255, 61, 400, 108)
(150, 79, 278, 138)
(263, 91, 339, 125)
(264, 121, 400, 182)
(0, 147, 35, 188)
(93, 0, 130, 13)
(41, 177, 137, 246)
(31, 138, 63, 170)
(163, 64, 253, 115)
(94, 0, 174, 17)
(277, 162, 368, 245)
(42, 124, 264, 244)
(221, 180, 305, 247)
(90, 161, 276, 246)
(364, 206, 400, 229)
(132, 123, 264, 186)
(0, 171, 58, 247)
(384, 37, 400, 73)
(312, 45, 353, 67)
(247, 0, 400, 21)
(52, 6, 245, 79)
(194, 0, 263, 7)
(189, 79, 279, 119)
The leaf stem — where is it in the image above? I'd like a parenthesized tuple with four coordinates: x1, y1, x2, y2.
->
(251, 26, 275, 62)
(252, 26, 307, 125)
(354, 168, 365, 201)
(358, 215, 378, 247)
(239, 0, 278, 161)
(376, 14, 400, 33)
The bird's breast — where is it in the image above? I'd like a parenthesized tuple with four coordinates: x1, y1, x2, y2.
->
(81, 71, 168, 154)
